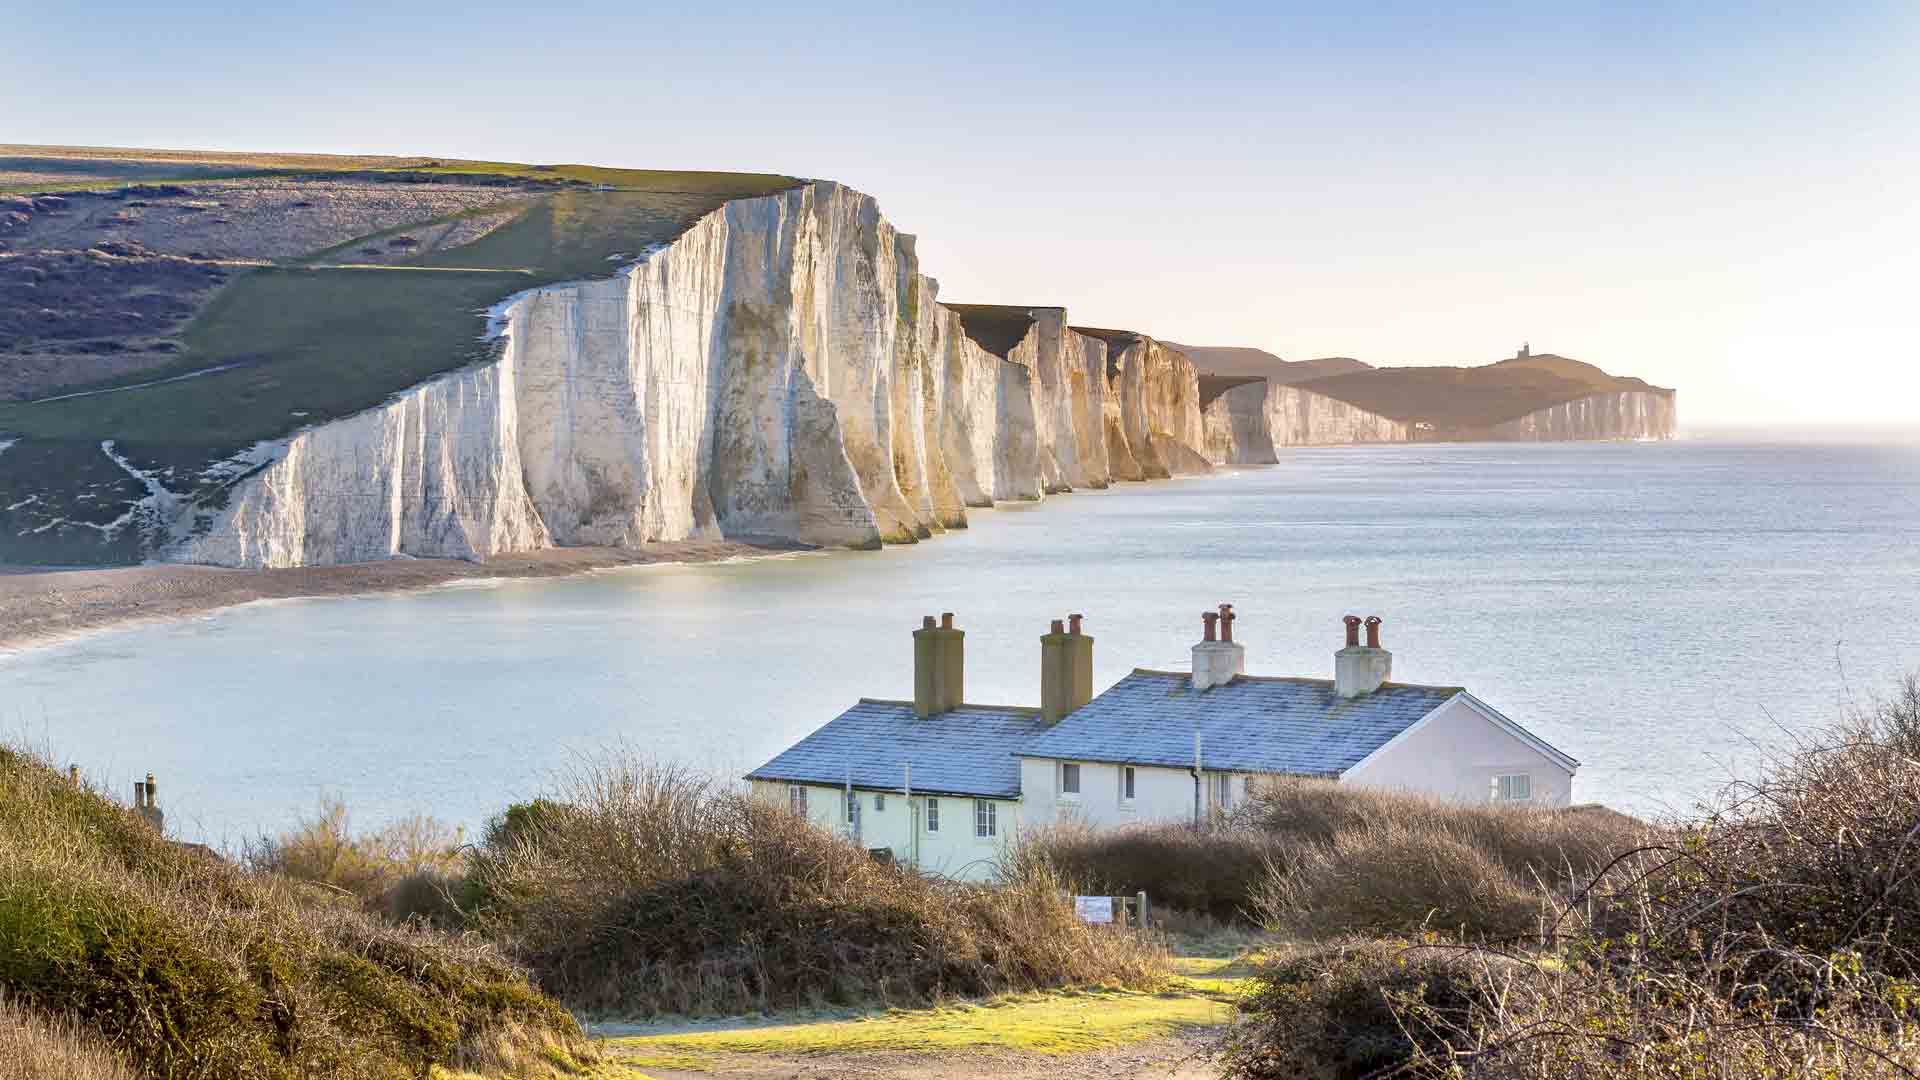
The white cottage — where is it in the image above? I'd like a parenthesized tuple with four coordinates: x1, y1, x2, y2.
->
(746, 607, 1579, 881)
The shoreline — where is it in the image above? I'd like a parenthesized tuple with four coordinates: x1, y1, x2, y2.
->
(0, 540, 808, 653)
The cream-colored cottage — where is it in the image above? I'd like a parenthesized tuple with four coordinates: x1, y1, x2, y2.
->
(747, 608, 1578, 882)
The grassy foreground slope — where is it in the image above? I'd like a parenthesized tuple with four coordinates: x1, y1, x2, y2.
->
(0, 746, 591, 1080)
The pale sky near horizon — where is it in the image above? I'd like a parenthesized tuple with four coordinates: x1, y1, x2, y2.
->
(8, 2, 1918, 426)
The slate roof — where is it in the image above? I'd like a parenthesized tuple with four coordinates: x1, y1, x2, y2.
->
(746, 699, 1050, 799)
(1017, 670, 1463, 777)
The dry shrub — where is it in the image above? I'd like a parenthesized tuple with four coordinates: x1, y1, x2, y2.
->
(1249, 778, 1646, 888)
(0, 746, 586, 1080)
(467, 752, 1166, 1016)
(1220, 674, 1920, 1078)
(1257, 822, 1553, 940)
(1003, 819, 1286, 923)
(1220, 938, 1920, 1080)
(251, 798, 466, 923)
(0, 997, 137, 1080)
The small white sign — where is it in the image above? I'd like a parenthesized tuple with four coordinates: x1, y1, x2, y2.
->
(1074, 896, 1114, 924)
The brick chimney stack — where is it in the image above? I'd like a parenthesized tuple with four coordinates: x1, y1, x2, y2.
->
(1335, 615, 1393, 699)
(1192, 603, 1246, 690)
(913, 613, 966, 718)
(1041, 614, 1095, 724)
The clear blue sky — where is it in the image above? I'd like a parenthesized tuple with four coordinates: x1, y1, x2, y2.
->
(9, 2, 1918, 425)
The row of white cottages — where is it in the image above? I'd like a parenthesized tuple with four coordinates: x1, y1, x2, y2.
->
(747, 606, 1579, 882)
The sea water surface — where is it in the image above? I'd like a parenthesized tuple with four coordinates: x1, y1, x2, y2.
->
(4, 437, 1917, 844)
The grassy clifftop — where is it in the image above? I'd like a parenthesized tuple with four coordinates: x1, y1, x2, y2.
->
(0, 145, 803, 563)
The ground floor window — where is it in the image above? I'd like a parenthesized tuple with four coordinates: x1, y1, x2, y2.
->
(788, 785, 807, 816)
(1208, 771, 1236, 811)
(926, 797, 939, 832)
(1060, 762, 1081, 796)
(974, 799, 997, 838)
(845, 790, 861, 827)
(1121, 766, 1136, 802)
(1494, 773, 1532, 802)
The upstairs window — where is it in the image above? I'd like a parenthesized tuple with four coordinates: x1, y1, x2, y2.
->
(788, 785, 808, 816)
(974, 799, 997, 838)
(925, 797, 940, 833)
(1494, 774, 1532, 803)
(1122, 766, 1136, 802)
(1060, 762, 1081, 796)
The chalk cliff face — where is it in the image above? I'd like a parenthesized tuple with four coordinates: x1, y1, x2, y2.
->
(1202, 381, 1279, 465)
(1490, 390, 1677, 441)
(1268, 385, 1413, 446)
(167, 184, 1215, 568)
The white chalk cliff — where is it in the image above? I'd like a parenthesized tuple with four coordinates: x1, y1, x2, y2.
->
(163, 183, 1677, 569)
(167, 184, 1215, 568)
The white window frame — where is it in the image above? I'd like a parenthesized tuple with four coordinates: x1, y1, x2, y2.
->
(1209, 771, 1236, 811)
(1059, 761, 1081, 798)
(788, 785, 808, 816)
(974, 799, 997, 838)
(925, 797, 939, 833)
(1121, 765, 1136, 804)
(1493, 773, 1533, 803)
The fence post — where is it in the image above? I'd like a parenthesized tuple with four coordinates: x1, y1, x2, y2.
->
(1137, 890, 1150, 929)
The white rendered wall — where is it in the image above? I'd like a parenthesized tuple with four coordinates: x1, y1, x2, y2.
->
(1018, 757, 1220, 829)
(1340, 698, 1574, 807)
(749, 780, 1015, 882)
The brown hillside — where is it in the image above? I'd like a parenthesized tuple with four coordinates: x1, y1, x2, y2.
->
(1296, 353, 1673, 431)
(1166, 343, 1373, 384)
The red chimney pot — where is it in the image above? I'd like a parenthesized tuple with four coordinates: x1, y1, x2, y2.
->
(1201, 611, 1218, 642)
(1050, 618, 1065, 635)
(1343, 615, 1362, 648)
(1069, 613, 1083, 635)
(941, 612, 955, 630)
(1218, 603, 1235, 643)
(1365, 615, 1382, 649)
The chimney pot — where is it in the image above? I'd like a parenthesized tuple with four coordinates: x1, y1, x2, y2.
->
(1050, 618, 1065, 635)
(1218, 603, 1235, 643)
(1365, 615, 1382, 649)
(940, 612, 954, 630)
(1201, 611, 1218, 642)
(1069, 613, 1083, 635)
(922, 615, 936, 629)
(1344, 614, 1362, 648)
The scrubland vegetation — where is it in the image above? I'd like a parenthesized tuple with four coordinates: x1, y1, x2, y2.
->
(12, 676, 1919, 1078)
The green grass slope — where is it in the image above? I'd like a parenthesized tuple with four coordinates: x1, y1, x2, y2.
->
(0, 746, 589, 1080)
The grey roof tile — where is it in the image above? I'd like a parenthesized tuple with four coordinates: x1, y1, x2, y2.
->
(1018, 670, 1460, 777)
(746, 700, 1048, 799)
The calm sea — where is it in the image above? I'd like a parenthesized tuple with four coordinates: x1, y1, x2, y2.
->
(4, 436, 1917, 845)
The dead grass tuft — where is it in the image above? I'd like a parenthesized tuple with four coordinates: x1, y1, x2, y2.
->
(0, 997, 137, 1080)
